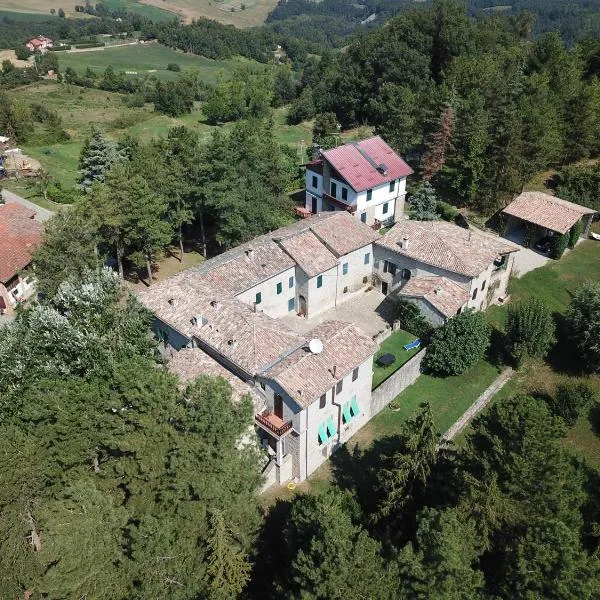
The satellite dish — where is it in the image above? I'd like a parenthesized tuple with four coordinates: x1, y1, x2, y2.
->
(309, 339, 324, 354)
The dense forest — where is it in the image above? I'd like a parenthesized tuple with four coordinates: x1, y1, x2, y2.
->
(288, 1, 600, 213)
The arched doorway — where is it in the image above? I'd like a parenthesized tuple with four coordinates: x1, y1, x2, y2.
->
(298, 295, 307, 316)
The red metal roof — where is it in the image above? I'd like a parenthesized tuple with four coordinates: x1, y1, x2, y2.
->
(0, 202, 43, 283)
(322, 136, 413, 192)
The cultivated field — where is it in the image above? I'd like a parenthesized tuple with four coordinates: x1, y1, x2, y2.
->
(0, 0, 278, 25)
(137, 0, 278, 26)
(58, 43, 247, 83)
(0, 0, 175, 20)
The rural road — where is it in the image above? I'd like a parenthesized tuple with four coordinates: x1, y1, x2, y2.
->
(1, 189, 54, 222)
(441, 367, 514, 443)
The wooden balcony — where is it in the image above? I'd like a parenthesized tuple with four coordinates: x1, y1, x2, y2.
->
(255, 410, 293, 437)
(323, 192, 356, 214)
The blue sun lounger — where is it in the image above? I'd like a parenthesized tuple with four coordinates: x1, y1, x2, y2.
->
(403, 339, 421, 351)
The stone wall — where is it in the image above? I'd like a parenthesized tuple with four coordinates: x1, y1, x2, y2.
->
(370, 349, 427, 417)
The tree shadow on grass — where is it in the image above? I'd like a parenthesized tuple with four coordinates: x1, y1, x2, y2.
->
(589, 403, 600, 438)
(487, 326, 509, 369)
(547, 312, 582, 374)
(330, 435, 408, 515)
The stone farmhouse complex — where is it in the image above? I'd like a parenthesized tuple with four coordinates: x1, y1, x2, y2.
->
(137, 136, 597, 490)
(138, 207, 519, 488)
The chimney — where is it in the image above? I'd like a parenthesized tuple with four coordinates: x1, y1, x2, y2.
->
(402, 236, 409, 250)
(311, 143, 322, 162)
(227, 339, 237, 349)
(245, 247, 254, 260)
(191, 314, 206, 327)
(434, 286, 443, 296)
(210, 300, 220, 310)
(168, 297, 176, 307)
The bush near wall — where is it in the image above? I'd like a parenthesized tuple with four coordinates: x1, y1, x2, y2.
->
(550, 231, 569, 259)
(569, 220, 583, 248)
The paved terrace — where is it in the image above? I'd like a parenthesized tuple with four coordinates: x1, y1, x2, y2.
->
(281, 288, 396, 339)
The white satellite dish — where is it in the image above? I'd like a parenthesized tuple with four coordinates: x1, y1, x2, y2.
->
(309, 338, 324, 354)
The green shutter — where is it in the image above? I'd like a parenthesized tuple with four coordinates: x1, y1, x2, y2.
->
(326, 415, 337, 437)
(318, 423, 328, 445)
(276, 282, 282, 294)
(350, 396, 360, 417)
(342, 402, 352, 424)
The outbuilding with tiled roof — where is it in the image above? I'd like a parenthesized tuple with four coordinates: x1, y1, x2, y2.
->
(502, 191, 596, 237)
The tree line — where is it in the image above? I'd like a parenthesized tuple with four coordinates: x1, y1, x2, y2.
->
(34, 121, 299, 296)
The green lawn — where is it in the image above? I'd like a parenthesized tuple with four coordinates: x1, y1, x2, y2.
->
(359, 358, 503, 444)
(372, 329, 421, 389)
(58, 44, 249, 84)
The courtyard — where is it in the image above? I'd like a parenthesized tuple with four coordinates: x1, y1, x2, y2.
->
(281, 287, 398, 339)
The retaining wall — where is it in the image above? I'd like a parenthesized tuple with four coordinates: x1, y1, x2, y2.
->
(370, 348, 426, 417)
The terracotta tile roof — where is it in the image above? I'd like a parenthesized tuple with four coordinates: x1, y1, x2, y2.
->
(0, 202, 43, 283)
(137, 275, 305, 376)
(167, 347, 265, 411)
(262, 320, 377, 408)
(310, 211, 379, 257)
(322, 136, 413, 192)
(376, 220, 519, 278)
(197, 241, 295, 296)
(502, 191, 596, 234)
(398, 276, 469, 319)
(279, 230, 338, 277)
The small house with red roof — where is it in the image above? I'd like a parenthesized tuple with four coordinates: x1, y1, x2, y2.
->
(0, 202, 43, 313)
(304, 136, 413, 227)
(26, 36, 53, 53)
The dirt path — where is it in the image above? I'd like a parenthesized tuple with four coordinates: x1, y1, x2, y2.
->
(441, 367, 514, 442)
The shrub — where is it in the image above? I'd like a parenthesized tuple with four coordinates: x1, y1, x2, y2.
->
(437, 200, 459, 222)
(166, 63, 181, 72)
(550, 231, 569, 259)
(424, 310, 491, 376)
(14, 46, 31, 60)
(506, 298, 556, 365)
(395, 299, 434, 342)
(569, 219, 583, 248)
(565, 282, 600, 373)
(548, 382, 595, 426)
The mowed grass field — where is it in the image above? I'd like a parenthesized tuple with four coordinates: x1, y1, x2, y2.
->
(58, 44, 247, 83)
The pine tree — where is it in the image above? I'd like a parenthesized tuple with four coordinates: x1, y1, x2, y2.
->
(408, 182, 439, 221)
(565, 282, 600, 373)
(420, 104, 455, 181)
(205, 509, 252, 598)
(376, 403, 439, 535)
(506, 297, 556, 365)
(78, 127, 125, 191)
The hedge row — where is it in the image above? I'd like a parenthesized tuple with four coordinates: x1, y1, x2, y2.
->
(73, 42, 105, 49)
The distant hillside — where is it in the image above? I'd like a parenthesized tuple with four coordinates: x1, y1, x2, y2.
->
(265, 0, 600, 46)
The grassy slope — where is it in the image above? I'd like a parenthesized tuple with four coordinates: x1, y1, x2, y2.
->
(57, 44, 248, 83)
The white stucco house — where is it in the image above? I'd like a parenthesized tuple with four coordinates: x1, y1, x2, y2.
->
(304, 136, 413, 227)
